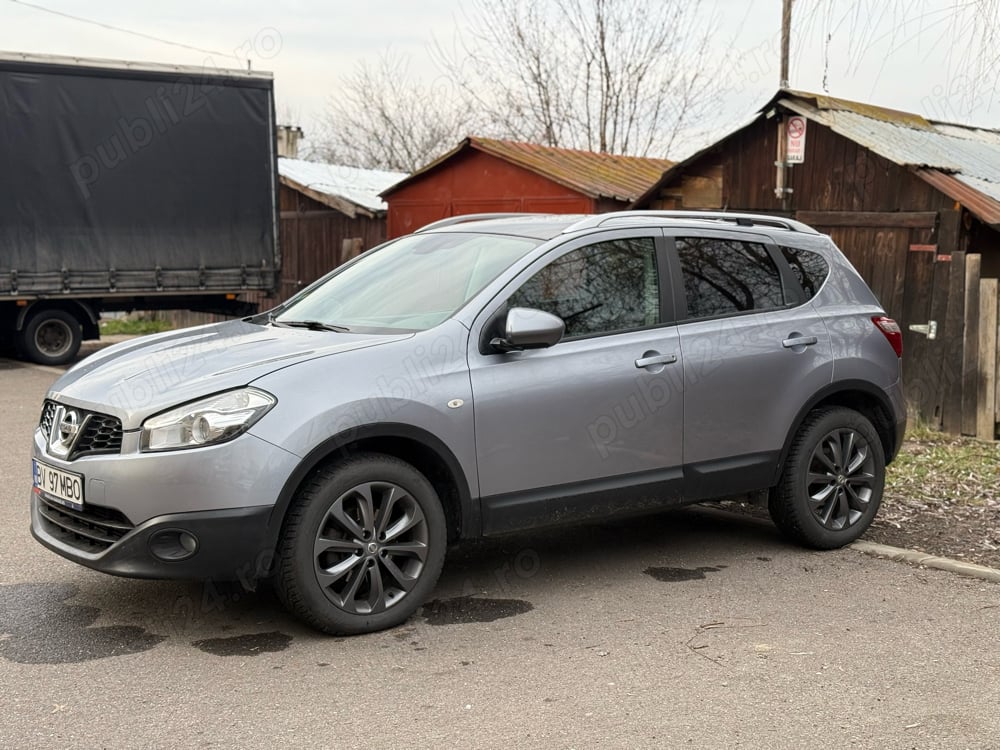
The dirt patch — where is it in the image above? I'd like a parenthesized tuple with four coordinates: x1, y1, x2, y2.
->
(870, 426, 1000, 569)
(866, 501, 1000, 569)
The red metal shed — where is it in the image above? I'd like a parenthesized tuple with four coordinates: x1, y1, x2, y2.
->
(381, 136, 672, 238)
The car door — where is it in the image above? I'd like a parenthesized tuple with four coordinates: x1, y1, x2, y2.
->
(467, 229, 685, 535)
(666, 229, 834, 498)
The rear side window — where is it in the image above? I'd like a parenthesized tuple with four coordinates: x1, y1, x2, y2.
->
(675, 237, 785, 320)
(508, 237, 659, 338)
(780, 246, 830, 300)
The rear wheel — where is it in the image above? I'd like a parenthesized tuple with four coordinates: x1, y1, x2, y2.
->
(19, 308, 82, 365)
(275, 453, 447, 635)
(769, 407, 885, 549)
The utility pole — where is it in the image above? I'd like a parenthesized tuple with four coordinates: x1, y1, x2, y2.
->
(780, 0, 793, 88)
(775, 0, 795, 211)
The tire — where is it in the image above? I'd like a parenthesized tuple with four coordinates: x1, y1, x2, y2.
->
(19, 309, 82, 366)
(768, 407, 885, 550)
(275, 453, 447, 635)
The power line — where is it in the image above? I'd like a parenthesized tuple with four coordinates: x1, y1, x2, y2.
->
(6, 0, 235, 59)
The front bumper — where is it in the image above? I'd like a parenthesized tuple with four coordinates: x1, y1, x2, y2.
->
(30, 424, 302, 580)
(32, 498, 277, 580)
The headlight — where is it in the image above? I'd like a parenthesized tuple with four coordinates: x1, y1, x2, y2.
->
(140, 388, 276, 452)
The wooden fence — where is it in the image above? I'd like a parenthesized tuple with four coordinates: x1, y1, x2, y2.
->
(964, 255, 1000, 440)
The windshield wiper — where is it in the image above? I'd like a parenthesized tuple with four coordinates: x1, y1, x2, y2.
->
(273, 319, 350, 333)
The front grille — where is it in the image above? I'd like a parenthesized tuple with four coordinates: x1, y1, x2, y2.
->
(36, 494, 134, 554)
(38, 400, 124, 460)
(39, 401, 56, 437)
(76, 413, 124, 456)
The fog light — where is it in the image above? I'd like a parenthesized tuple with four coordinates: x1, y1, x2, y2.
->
(149, 529, 199, 562)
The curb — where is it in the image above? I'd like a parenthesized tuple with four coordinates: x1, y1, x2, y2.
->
(695, 506, 1000, 585)
(851, 541, 1000, 584)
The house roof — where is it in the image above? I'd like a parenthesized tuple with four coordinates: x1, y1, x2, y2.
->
(278, 158, 407, 217)
(380, 136, 673, 203)
(634, 89, 1000, 227)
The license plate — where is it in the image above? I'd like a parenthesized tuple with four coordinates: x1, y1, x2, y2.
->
(32, 459, 84, 511)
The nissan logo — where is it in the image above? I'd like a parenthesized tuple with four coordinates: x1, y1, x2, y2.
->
(48, 406, 83, 458)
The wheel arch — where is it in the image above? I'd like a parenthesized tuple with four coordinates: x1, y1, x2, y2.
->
(774, 380, 900, 484)
(17, 299, 100, 340)
(266, 423, 476, 551)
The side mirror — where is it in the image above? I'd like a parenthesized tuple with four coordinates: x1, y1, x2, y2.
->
(490, 307, 565, 353)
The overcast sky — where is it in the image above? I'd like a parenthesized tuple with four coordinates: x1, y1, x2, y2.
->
(1, 0, 997, 160)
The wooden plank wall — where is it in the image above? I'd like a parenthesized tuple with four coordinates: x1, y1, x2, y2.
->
(278, 187, 387, 304)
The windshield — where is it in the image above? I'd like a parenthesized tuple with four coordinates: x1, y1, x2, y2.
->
(274, 231, 541, 332)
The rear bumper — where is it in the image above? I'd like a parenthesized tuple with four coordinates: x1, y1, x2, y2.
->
(31, 497, 277, 581)
(886, 378, 907, 463)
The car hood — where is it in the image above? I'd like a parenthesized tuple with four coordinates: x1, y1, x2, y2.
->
(49, 320, 412, 429)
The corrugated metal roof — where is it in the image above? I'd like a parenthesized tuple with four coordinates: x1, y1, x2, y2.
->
(634, 89, 1000, 227)
(381, 137, 672, 202)
(778, 92, 1000, 226)
(279, 158, 407, 216)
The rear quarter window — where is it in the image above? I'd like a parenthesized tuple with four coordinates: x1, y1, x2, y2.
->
(780, 246, 830, 301)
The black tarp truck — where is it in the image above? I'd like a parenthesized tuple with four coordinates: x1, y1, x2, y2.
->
(0, 52, 279, 364)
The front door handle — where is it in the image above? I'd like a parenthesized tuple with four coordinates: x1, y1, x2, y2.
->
(635, 353, 677, 368)
(782, 335, 818, 349)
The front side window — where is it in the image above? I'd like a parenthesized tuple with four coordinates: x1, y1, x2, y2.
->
(508, 237, 660, 338)
(275, 231, 540, 332)
(676, 237, 785, 320)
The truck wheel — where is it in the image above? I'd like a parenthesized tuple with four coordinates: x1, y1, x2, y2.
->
(768, 407, 885, 550)
(19, 309, 83, 366)
(275, 453, 447, 635)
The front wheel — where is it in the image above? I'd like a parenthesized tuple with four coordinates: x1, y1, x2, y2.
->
(275, 453, 447, 635)
(769, 407, 886, 549)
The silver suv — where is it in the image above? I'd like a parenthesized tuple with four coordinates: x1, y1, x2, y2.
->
(31, 211, 906, 634)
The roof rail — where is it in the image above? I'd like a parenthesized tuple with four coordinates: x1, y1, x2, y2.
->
(415, 213, 550, 233)
(563, 210, 817, 234)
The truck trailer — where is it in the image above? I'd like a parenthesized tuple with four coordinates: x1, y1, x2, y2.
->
(0, 52, 279, 364)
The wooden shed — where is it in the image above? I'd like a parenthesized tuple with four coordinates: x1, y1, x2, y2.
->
(274, 158, 407, 303)
(381, 136, 672, 238)
(634, 90, 1000, 439)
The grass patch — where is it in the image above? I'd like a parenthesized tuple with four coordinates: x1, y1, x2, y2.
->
(886, 424, 1000, 507)
(99, 318, 174, 335)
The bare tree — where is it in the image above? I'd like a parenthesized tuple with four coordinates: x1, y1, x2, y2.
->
(312, 52, 475, 171)
(793, 0, 1000, 118)
(312, 0, 720, 168)
(435, 0, 720, 157)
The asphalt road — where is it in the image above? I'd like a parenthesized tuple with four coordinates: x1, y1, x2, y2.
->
(1, 350, 999, 749)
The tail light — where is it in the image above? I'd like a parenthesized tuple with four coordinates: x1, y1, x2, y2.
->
(872, 316, 903, 357)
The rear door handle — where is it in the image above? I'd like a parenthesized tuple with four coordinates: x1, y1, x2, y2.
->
(782, 335, 818, 349)
(635, 353, 677, 368)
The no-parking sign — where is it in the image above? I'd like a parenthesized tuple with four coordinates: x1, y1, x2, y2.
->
(786, 115, 807, 163)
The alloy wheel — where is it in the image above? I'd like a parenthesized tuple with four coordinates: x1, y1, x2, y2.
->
(313, 481, 429, 615)
(805, 428, 877, 531)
